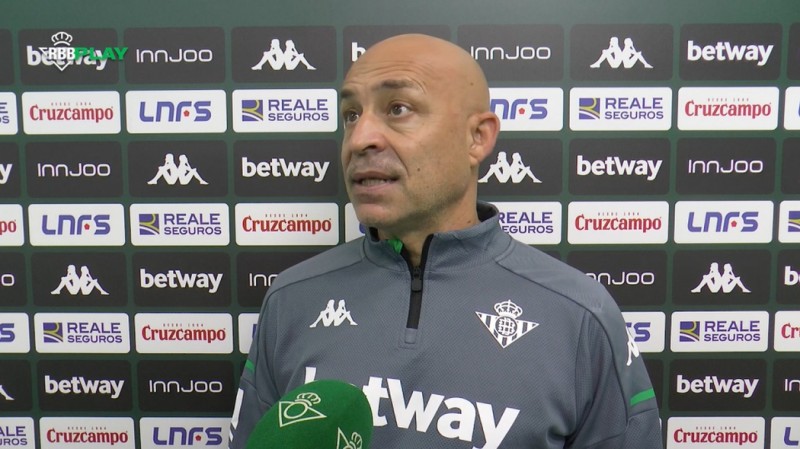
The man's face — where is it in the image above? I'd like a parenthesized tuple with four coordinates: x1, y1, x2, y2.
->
(339, 48, 475, 237)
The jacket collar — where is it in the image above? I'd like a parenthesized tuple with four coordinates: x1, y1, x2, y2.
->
(362, 201, 513, 272)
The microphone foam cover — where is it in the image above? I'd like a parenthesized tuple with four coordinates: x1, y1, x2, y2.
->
(245, 379, 373, 449)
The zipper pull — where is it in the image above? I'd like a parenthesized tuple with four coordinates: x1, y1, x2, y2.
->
(411, 266, 422, 292)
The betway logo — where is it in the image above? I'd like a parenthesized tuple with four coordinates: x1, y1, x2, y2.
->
(785, 266, 800, 286)
(0, 163, 11, 184)
(44, 375, 124, 399)
(676, 374, 759, 398)
(241, 157, 329, 182)
(576, 155, 662, 181)
(139, 268, 222, 294)
(686, 40, 773, 66)
(302, 369, 516, 449)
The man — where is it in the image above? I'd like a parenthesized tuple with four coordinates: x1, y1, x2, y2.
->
(229, 34, 663, 449)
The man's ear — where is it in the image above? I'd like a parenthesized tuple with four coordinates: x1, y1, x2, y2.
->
(468, 111, 500, 167)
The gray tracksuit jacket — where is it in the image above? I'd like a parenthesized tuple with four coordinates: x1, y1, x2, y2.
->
(229, 202, 663, 449)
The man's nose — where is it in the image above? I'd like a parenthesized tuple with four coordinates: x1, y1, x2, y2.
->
(344, 111, 387, 155)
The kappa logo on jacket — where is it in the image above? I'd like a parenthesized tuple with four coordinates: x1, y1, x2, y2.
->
(310, 299, 358, 328)
(476, 300, 539, 348)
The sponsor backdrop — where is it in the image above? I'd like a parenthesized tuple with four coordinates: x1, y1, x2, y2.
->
(1, 0, 799, 447)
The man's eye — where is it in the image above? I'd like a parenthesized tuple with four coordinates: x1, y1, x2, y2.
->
(388, 104, 410, 116)
(343, 110, 360, 125)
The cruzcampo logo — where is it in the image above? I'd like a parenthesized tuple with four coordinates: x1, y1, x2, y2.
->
(278, 391, 327, 427)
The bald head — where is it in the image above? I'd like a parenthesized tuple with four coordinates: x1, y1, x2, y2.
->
(344, 34, 491, 114)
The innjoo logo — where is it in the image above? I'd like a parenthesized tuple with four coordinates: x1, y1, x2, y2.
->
(567, 201, 669, 244)
(678, 87, 779, 131)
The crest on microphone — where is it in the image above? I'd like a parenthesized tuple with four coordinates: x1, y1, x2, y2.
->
(277, 391, 327, 427)
(337, 428, 363, 449)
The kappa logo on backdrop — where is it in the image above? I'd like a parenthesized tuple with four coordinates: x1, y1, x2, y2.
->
(590, 37, 653, 69)
(0, 384, 14, 400)
(692, 262, 750, 294)
(310, 300, 357, 328)
(251, 39, 317, 71)
(476, 300, 539, 348)
(233, 26, 335, 83)
(479, 151, 541, 184)
(147, 153, 208, 185)
(50, 264, 109, 296)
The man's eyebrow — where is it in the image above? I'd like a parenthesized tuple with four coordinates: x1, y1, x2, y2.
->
(340, 79, 423, 102)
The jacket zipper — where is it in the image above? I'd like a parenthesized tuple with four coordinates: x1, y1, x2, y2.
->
(404, 236, 432, 330)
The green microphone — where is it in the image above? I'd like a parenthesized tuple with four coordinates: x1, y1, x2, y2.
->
(245, 379, 373, 449)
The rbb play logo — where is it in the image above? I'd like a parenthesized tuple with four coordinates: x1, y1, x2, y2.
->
(126, 90, 227, 134)
(19, 28, 120, 85)
(489, 88, 563, 131)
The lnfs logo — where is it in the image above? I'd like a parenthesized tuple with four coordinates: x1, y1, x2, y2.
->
(29, 204, 125, 246)
(488, 88, 563, 131)
(126, 90, 227, 134)
(674, 201, 773, 244)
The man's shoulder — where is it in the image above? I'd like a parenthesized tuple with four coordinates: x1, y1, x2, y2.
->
(498, 240, 616, 314)
(269, 239, 365, 291)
